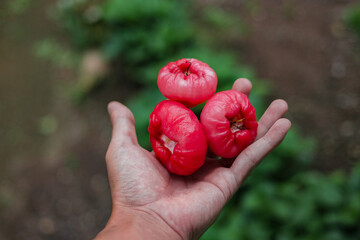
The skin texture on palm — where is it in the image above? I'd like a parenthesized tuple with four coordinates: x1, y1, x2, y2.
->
(96, 78, 291, 240)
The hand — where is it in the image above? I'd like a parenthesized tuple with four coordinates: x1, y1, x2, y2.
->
(95, 78, 291, 240)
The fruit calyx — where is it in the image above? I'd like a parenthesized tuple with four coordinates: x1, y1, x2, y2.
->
(229, 117, 246, 133)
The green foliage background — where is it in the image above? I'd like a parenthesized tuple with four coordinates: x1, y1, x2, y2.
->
(50, 0, 360, 239)
(344, 2, 360, 38)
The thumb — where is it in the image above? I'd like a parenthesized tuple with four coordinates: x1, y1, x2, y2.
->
(107, 101, 138, 146)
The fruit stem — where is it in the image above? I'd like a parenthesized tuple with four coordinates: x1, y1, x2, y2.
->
(185, 62, 192, 76)
(230, 118, 246, 133)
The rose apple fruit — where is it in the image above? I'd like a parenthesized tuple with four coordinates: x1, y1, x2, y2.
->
(148, 100, 207, 175)
(200, 90, 258, 158)
(157, 58, 217, 108)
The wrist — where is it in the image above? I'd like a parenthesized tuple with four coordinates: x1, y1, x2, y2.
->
(95, 206, 183, 240)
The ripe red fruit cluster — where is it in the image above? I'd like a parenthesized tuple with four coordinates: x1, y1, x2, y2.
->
(148, 58, 258, 176)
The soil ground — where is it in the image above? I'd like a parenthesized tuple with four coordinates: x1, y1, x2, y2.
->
(233, 0, 360, 172)
(0, 0, 359, 239)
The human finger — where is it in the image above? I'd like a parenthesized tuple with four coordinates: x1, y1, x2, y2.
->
(256, 99, 288, 140)
(232, 78, 252, 96)
(107, 101, 138, 146)
(231, 118, 291, 185)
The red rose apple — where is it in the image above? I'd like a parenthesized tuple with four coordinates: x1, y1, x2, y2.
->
(157, 58, 218, 108)
(200, 90, 258, 158)
(148, 100, 207, 175)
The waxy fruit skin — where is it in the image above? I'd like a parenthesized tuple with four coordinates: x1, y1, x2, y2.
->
(148, 100, 207, 175)
(157, 58, 218, 108)
(200, 90, 258, 158)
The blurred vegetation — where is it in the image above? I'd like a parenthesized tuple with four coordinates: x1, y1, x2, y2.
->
(344, 1, 360, 58)
(52, 0, 261, 148)
(344, 2, 360, 38)
(34, 39, 79, 69)
(7, 0, 33, 14)
(40, 0, 360, 239)
(203, 164, 360, 240)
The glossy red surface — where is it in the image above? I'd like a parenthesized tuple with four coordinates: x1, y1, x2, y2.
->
(148, 100, 207, 175)
(200, 90, 258, 158)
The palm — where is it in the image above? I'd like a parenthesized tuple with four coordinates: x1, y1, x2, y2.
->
(107, 141, 236, 238)
(105, 79, 291, 239)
